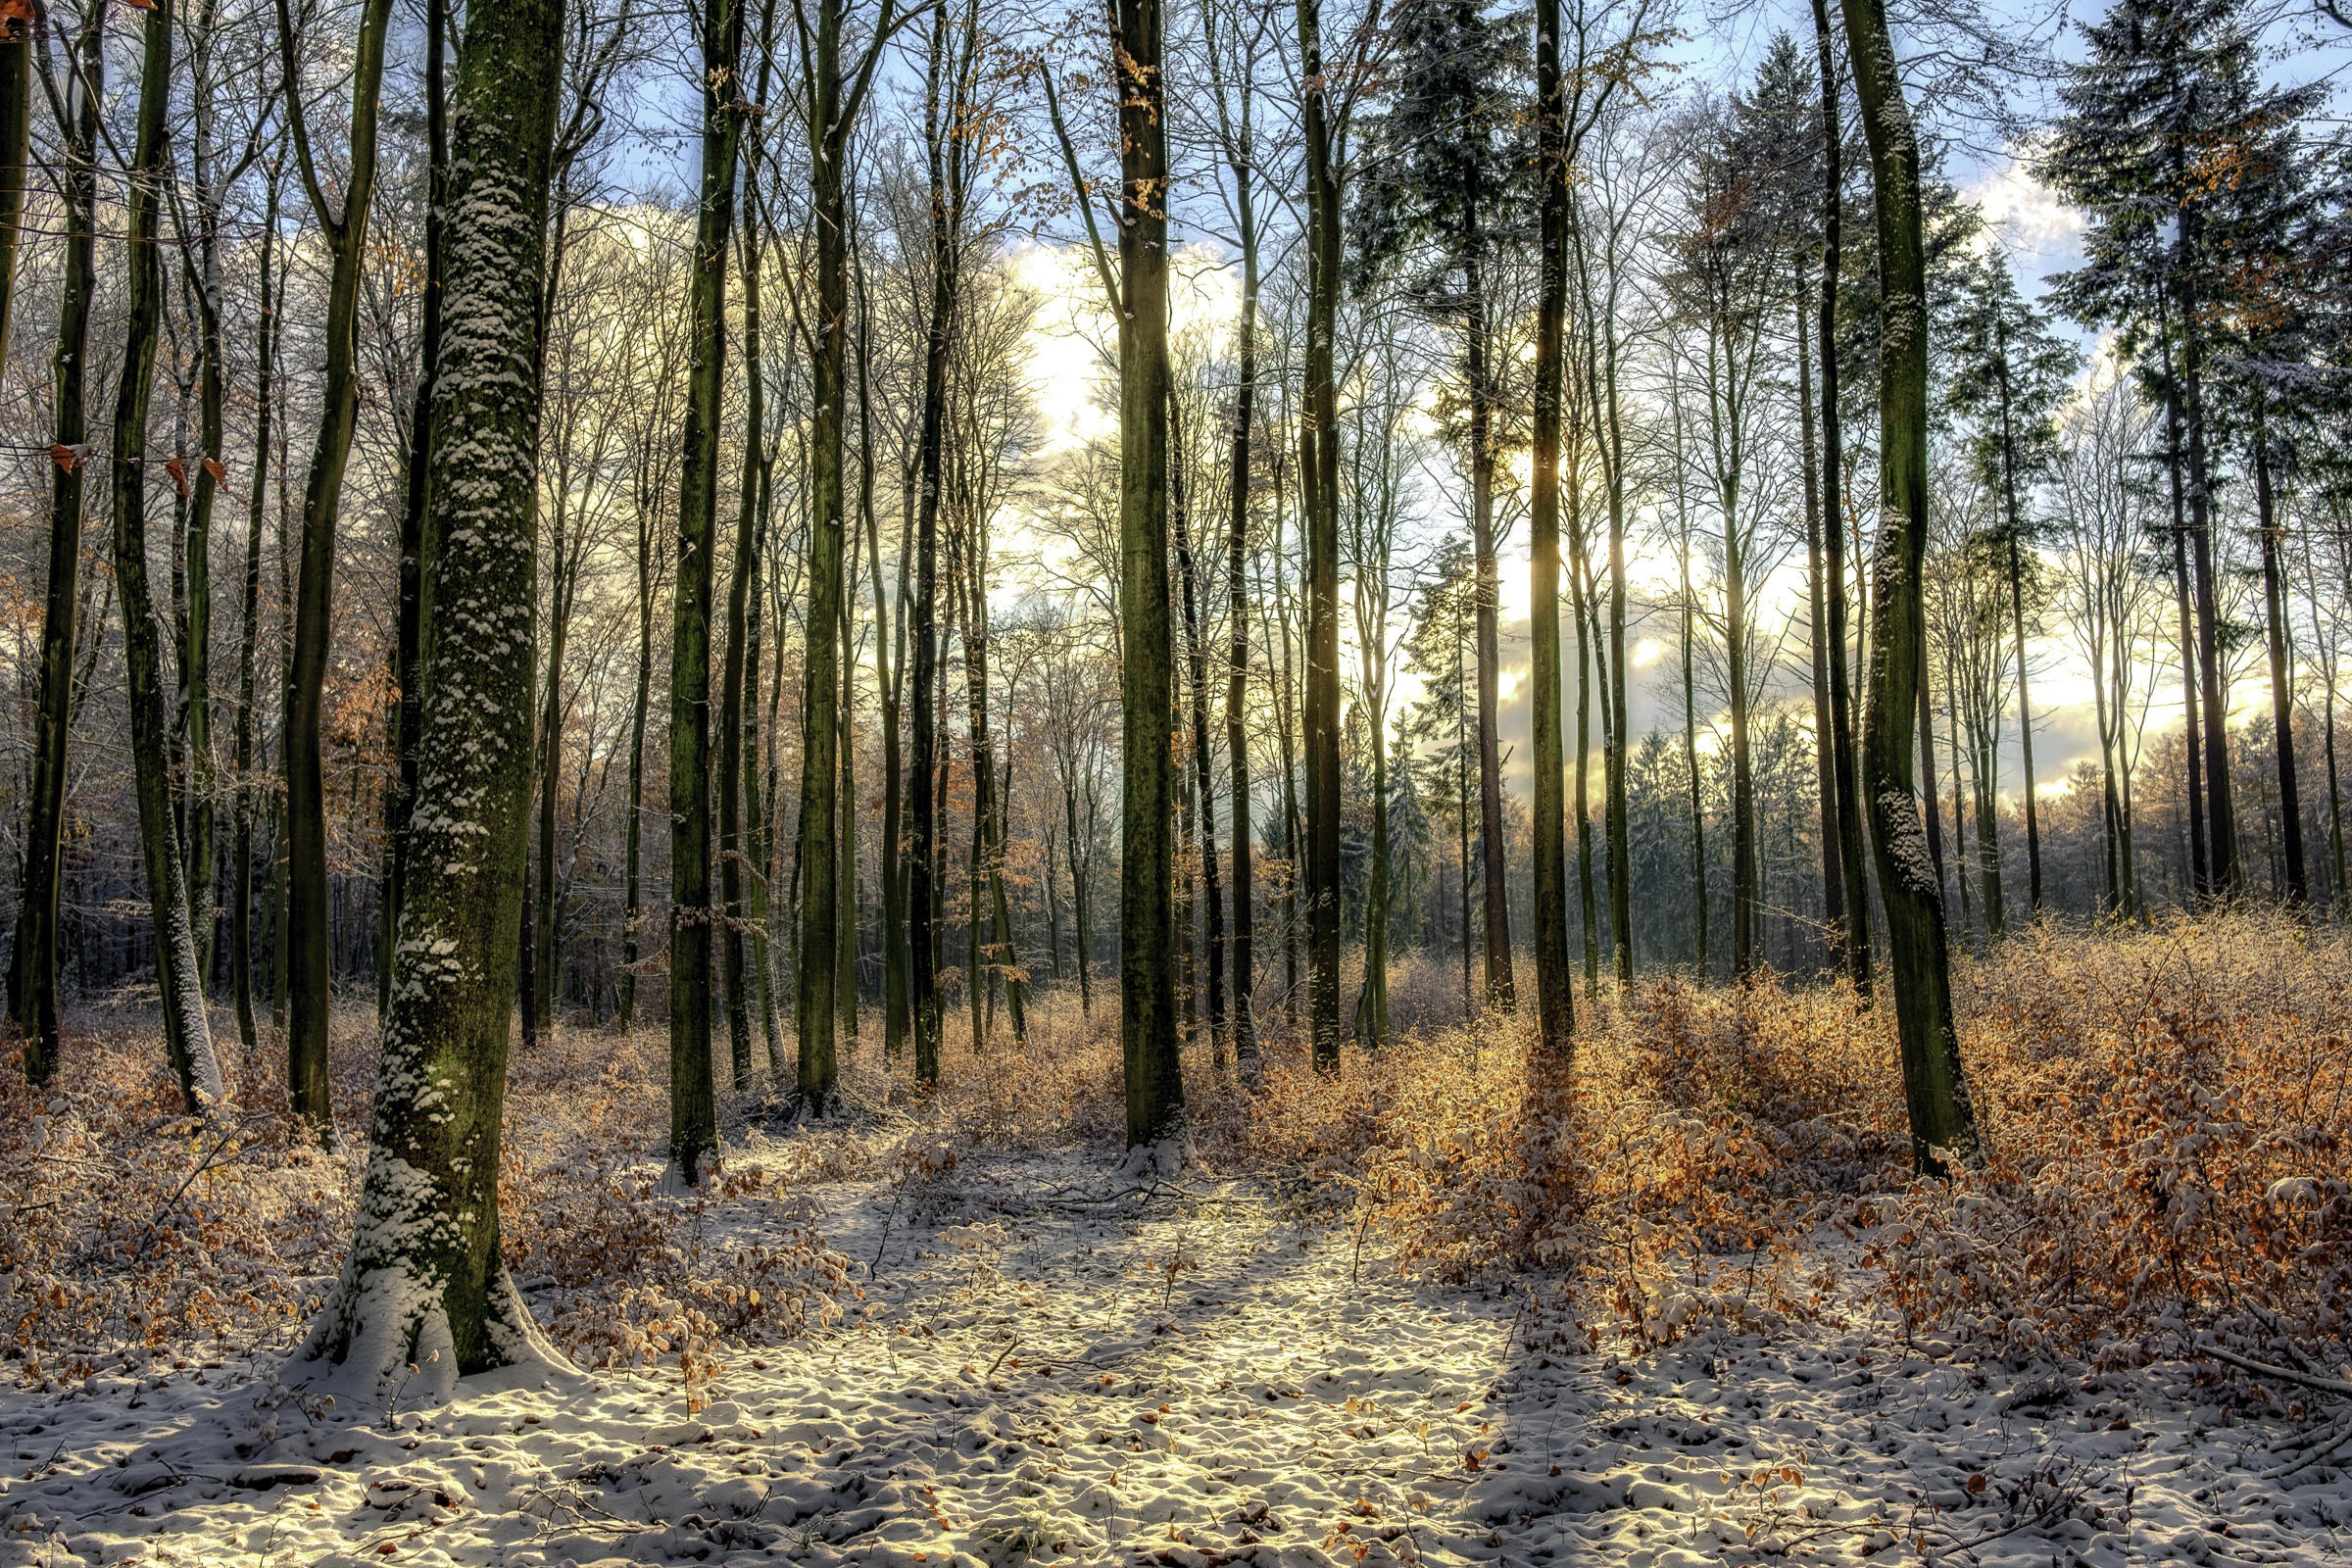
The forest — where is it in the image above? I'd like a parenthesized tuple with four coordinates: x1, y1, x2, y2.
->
(1, 0, 2351, 1557)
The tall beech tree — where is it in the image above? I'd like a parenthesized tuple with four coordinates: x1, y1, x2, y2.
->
(8, 5, 102, 1083)
(1838, 0, 1982, 1172)
(670, 0, 749, 1177)
(295, 0, 570, 1391)
(1115, 0, 1185, 1146)
(112, 0, 225, 1113)
(276, 0, 394, 1139)
(793, 0, 906, 1116)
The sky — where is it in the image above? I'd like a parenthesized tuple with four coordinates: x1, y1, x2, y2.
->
(605, 0, 2348, 812)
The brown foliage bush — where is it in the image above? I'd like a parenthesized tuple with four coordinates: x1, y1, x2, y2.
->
(7, 913, 2344, 1386)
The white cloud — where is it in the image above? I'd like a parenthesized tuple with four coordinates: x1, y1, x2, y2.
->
(1962, 156, 2085, 270)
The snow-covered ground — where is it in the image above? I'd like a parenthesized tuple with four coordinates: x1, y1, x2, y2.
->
(4, 1149, 2346, 1568)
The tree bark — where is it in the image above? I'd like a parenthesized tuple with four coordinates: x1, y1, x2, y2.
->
(1813, 0, 1871, 993)
(1298, 0, 1347, 1068)
(1116, 0, 1185, 1147)
(297, 0, 570, 1385)
(1838, 0, 1981, 1172)
(276, 0, 394, 1142)
(231, 172, 283, 1058)
(8, 12, 101, 1084)
(2254, 401, 2305, 904)
(1528, 0, 1573, 1051)
(384, 0, 446, 1014)
(721, 191, 766, 1086)
(111, 0, 225, 1114)
(671, 0, 747, 1176)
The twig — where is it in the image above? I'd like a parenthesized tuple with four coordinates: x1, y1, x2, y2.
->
(2202, 1346, 2352, 1397)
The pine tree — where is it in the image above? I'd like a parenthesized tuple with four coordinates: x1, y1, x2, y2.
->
(2037, 0, 2322, 901)
(1352, 0, 1531, 1011)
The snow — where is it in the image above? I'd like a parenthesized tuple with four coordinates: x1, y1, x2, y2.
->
(4, 1148, 2345, 1568)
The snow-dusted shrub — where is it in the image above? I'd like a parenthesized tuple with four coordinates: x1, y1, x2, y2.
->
(1868, 915, 2352, 1368)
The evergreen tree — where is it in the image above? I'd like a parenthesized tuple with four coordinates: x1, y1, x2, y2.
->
(1352, 0, 1531, 1010)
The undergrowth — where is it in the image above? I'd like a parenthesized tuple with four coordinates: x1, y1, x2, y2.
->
(3, 912, 2344, 1392)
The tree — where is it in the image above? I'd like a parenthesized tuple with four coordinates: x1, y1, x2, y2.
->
(8, 3, 103, 1084)
(1944, 245, 2079, 919)
(1838, 0, 1983, 1172)
(294, 0, 571, 1391)
(670, 0, 750, 1177)
(1114, 0, 1185, 1149)
(276, 0, 396, 1142)
(1352, 0, 1528, 1012)
(111, 0, 225, 1114)
(2037, 0, 2320, 903)
(794, 0, 907, 1114)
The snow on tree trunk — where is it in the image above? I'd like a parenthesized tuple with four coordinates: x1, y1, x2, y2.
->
(295, 0, 572, 1396)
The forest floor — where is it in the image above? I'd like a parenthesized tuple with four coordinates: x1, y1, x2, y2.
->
(3, 1138, 2347, 1568)
(7, 921, 2352, 1568)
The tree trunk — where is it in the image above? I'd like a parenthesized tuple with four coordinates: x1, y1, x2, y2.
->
(2254, 401, 2305, 905)
(113, 0, 225, 1114)
(296, 0, 569, 1386)
(858, 257, 908, 1060)
(1117, 0, 1184, 1147)
(1529, 0, 1573, 1051)
(276, 0, 394, 1142)
(1224, 181, 1257, 1065)
(721, 194, 765, 1086)
(1814, 0, 1871, 993)
(383, 0, 446, 1015)
(671, 0, 747, 1176)
(231, 172, 282, 1058)
(2175, 198, 2235, 897)
(1798, 276, 1844, 972)
(1839, 0, 1981, 1173)
(1299, 0, 1347, 1068)
(7, 14, 101, 1084)
(1994, 328, 2043, 918)
(619, 468, 654, 1031)
(1172, 394, 1225, 1063)
(1465, 247, 1514, 1009)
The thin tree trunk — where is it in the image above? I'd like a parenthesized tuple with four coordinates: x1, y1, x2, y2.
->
(7, 13, 101, 1083)
(2254, 401, 2305, 904)
(276, 0, 394, 1142)
(1798, 278, 1844, 970)
(231, 172, 282, 1059)
(670, 0, 747, 1176)
(1465, 247, 1514, 1008)
(113, 0, 224, 1114)
(1994, 326, 2043, 917)
(1172, 393, 1225, 1062)
(1839, 0, 1981, 1172)
(1814, 0, 1871, 990)
(721, 192, 765, 1085)
(1529, 0, 1573, 1050)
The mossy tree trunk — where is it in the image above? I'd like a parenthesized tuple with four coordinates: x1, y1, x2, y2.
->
(1838, 0, 1982, 1173)
(298, 0, 569, 1390)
